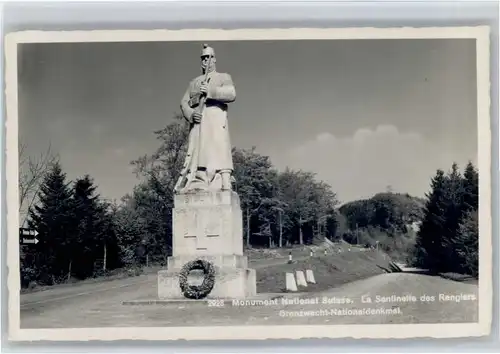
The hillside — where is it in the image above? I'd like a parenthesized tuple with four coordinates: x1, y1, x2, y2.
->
(253, 240, 394, 293)
(256, 250, 393, 293)
(336, 192, 426, 261)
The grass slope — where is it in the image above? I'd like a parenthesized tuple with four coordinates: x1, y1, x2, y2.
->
(254, 246, 393, 293)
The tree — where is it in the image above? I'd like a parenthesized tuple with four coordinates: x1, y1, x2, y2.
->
(409, 161, 479, 276)
(266, 170, 291, 248)
(128, 113, 190, 259)
(110, 196, 148, 266)
(132, 113, 189, 195)
(19, 141, 58, 222)
(329, 211, 346, 241)
(232, 147, 275, 247)
(129, 182, 172, 258)
(440, 163, 466, 269)
(71, 175, 113, 278)
(276, 169, 305, 245)
(452, 209, 478, 277)
(94, 199, 121, 274)
(311, 180, 338, 240)
(277, 169, 338, 245)
(411, 169, 449, 271)
(447, 162, 479, 276)
(462, 161, 479, 212)
(339, 199, 374, 230)
(28, 161, 76, 284)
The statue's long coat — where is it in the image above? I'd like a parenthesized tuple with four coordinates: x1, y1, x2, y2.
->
(180, 71, 236, 181)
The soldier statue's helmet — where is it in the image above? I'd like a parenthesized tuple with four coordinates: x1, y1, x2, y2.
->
(201, 44, 215, 58)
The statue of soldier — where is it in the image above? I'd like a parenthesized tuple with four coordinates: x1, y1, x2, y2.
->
(174, 44, 236, 193)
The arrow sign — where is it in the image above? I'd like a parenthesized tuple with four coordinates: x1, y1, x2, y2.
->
(20, 228, 38, 237)
(19, 227, 39, 245)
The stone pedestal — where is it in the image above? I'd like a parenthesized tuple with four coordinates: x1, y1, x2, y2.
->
(158, 190, 257, 300)
(158, 262, 257, 299)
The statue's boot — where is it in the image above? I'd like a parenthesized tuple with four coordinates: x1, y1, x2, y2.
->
(220, 170, 232, 191)
(195, 170, 208, 182)
(189, 169, 209, 189)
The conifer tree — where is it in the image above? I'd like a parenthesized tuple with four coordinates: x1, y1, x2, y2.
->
(452, 209, 479, 277)
(462, 161, 479, 212)
(412, 169, 448, 271)
(447, 162, 479, 276)
(28, 161, 76, 284)
(440, 163, 466, 270)
(72, 175, 106, 278)
(411, 162, 480, 276)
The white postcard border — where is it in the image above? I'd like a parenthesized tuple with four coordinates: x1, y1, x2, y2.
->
(4, 26, 492, 341)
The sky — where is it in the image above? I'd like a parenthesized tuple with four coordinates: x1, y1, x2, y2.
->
(17, 38, 478, 205)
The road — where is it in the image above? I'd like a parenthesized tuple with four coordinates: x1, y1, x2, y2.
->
(20, 257, 307, 313)
(20, 267, 478, 328)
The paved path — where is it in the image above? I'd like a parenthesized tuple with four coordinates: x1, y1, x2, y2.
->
(20, 258, 307, 312)
(21, 269, 478, 328)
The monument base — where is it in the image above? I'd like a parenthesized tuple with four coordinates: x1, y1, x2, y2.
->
(158, 265, 257, 300)
(157, 190, 257, 300)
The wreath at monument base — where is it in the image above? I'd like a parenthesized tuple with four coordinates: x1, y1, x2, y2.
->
(178, 259, 216, 299)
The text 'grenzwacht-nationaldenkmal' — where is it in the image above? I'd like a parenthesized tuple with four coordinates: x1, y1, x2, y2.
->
(278, 307, 402, 317)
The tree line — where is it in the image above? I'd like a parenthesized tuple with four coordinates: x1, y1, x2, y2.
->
(22, 165, 120, 286)
(337, 192, 426, 259)
(19, 115, 340, 287)
(408, 161, 479, 277)
(19, 114, 480, 288)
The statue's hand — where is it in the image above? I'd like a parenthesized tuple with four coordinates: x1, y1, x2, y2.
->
(199, 81, 209, 95)
(191, 111, 202, 123)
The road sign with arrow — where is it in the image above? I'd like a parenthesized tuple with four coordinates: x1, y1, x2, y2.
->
(19, 228, 39, 245)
